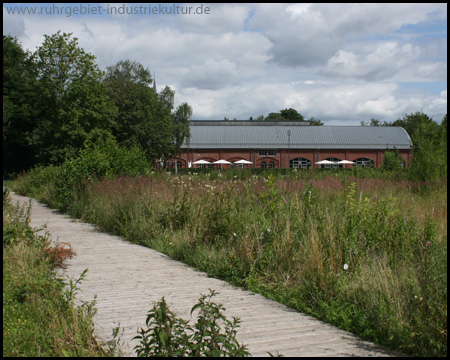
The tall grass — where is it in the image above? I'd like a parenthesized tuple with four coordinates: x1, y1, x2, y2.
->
(3, 188, 113, 357)
(12, 169, 447, 357)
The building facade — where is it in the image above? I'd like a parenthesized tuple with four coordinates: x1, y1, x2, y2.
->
(168, 121, 413, 169)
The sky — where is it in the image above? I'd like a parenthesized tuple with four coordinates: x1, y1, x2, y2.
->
(3, 3, 447, 125)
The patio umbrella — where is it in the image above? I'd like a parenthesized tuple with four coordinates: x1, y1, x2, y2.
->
(315, 160, 336, 164)
(213, 159, 231, 164)
(337, 160, 355, 164)
(193, 159, 211, 164)
(192, 159, 211, 168)
(234, 159, 253, 168)
(234, 159, 253, 164)
(213, 159, 231, 170)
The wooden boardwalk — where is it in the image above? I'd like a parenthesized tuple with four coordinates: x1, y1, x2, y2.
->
(10, 192, 401, 357)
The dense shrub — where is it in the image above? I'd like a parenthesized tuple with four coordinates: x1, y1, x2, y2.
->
(13, 137, 152, 211)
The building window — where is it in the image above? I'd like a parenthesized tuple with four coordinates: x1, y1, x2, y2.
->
(199, 164, 206, 168)
(354, 157, 374, 168)
(259, 149, 276, 156)
(167, 161, 181, 168)
(208, 163, 214, 169)
(269, 161, 275, 168)
(261, 161, 267, 168)
(290, 158, 311, 169)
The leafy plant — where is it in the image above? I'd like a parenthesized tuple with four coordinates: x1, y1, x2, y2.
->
(133, 289, 251, 357)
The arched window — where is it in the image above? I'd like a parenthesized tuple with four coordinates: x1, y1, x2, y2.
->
(354, 157, 375, 168)
(323, 157, 342, 168)
(261, 161, 267, 169)
(167, 161, 182, 169)
(290, 158, 311, 169)
(269, 161, 275, 168)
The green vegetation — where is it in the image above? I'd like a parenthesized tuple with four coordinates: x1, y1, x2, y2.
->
(3, 33, 192, 178)
(2, 188, 112, 357)
(12, 166, 447, 357)
(13, 137, 151, 211)
(4, 26, 447, 360)
(134, 290, 250, 357)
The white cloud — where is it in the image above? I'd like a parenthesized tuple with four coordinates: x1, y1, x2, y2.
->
(249, 3, 446, 67)
(2, 3, 447, 125)
(181, 58, 241, 90)
(3, 6, 26, 38)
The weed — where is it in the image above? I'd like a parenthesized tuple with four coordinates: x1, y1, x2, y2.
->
(133, 289, 251, 357)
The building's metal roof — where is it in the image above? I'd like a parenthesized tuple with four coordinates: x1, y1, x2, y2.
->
(182, 122, 413, 150)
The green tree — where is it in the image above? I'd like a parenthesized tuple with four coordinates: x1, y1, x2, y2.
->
(392, 112, 446, 182)
(307, 116, 324, 126)
(279, 108, 305, 122)
(104, 60, 157, 149)
(104, 60, 183, 163)
(408, 116, 447, 182)
(382, 148, 404, 171)
(32, 31, 117, 164)
(391, 112, 438, 144)
(264, 108, 306, 122)
(265, 112, 286, 121)
(172, 102, 192, 151)
(3, 36, 40, 176)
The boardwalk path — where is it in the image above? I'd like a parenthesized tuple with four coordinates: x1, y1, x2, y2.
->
(10, 192, 400, 357)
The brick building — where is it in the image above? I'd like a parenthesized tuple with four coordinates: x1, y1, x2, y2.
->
(168, 121, 413, 169)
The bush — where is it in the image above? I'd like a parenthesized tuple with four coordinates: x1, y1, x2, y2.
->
(17, 137, 153, 211)
(12, 165, 60, 201)
(133, 289, 251, 357)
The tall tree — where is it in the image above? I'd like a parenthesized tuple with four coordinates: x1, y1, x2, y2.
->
(104, 60, 183, 162)
(391, 112, 438, 143)
(3, 35, 39, 176)
(279, 108, 305, 122)
(398, 112, 447, 182)
(32, 31, 117, 164)
(172, 102, 192, 151)
(104, 60, 156, 148)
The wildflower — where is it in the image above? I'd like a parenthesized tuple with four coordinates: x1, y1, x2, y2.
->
(425, 241, 431, 247)
(343, 263, 349, 270)
(267, 228, 270, 233)
(233, 232, 237, 237)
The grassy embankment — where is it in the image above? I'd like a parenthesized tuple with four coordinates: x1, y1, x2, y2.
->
(12, 168, 447, 357)
(3, 188, 119, 357)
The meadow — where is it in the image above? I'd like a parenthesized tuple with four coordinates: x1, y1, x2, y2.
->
(12, 167, 447, 357)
